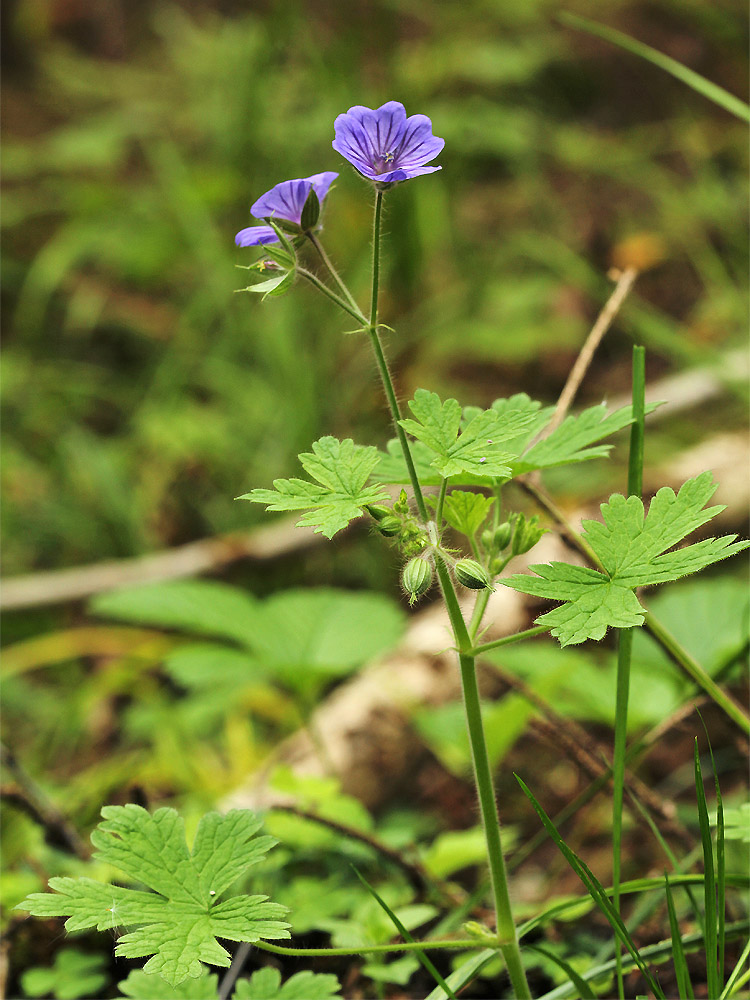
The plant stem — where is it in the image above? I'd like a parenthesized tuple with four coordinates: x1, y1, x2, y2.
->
(297, 267, 367, 325)
(612, 345, 646, 998)
(365, 190, 530, 998)
(366, 191, 429, 522)
(471, 624, 549, 656)
(306, 231, 362, 314)
(459, 650, 532, 999)
(255, 937, 483, 957)
(435, 477, 448, 528)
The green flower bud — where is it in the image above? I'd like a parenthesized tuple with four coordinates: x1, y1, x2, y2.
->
(401, 556, 434, 605)
(454, 558, 493, 590)
(393, 489, 410, 515)
(480, 528, 494, 550)
(365, 504, 392, 521)
(462, 921, 497, 944)
(511, 514, 545, 556)
(374, 515, 402, 537)
(493, 521, 513, 550)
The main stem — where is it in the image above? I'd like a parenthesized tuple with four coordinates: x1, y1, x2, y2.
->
(612, 345, 646, 998)
(368, 188, 531, 1000)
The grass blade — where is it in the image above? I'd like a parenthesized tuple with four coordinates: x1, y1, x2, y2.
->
(537, 921, 749, 1000)
(558, 13, 750, 123)
(720, 938, 750, 999)
(694, 740, 719, 999)
(665, 874, 695, 1000)
(525, 943, 597, 998)
(352, 868, 458, 1000)
(424, 949, 497, 1000)
(702, 723, 726, 990)
(515, 774, 665, 999)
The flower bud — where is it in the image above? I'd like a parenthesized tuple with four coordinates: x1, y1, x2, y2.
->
(374, 515, 402, 537)
(365, 504, 392, 521)
(401, 556, 434, 605)
(511, 514, 545, 556)
(493, 522, 513, 550)
(454, 558, 492, 590)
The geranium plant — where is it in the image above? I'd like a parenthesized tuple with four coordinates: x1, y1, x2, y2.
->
(18, 99, 749, 1000)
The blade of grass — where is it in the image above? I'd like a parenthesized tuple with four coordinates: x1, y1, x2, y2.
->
(424, 949, 497, 1000)
(719, 938, 750, 999)
(518, 872, 749, 939)
(525, 943, 597, 998)
(700, 720, 726, 991)
(665, 874, 695, 1000)
(694, 740, 720, 1000)
(351, 867, 458, 1000)
(558, 13, 750, 123)
(515, 774, 666, 998)
(537, 921, 748, 1000)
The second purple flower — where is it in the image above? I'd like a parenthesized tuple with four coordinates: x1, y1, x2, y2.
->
(235, 171, 339, 247)
(332, 101, 444, 185)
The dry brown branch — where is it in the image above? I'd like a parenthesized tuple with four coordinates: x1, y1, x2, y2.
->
(0, 516, 321, 612)
(549, 266, 638, 431)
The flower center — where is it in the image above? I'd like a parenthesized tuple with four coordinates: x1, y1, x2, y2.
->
(373, 150, 396, 174)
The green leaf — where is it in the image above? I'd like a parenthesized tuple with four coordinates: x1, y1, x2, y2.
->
(511, 402, 659, 475)
(119, 968, 219, 999)
(18, 806, 289, 987)
(240, 436, 391, 538)
(22, 948, 109, 1000)
(234, 968, 342, 1000)
(238, 270, 295, 300)
(90, 580, 260, 646)
(245, 588, 405, 678)
(375, 396, 650, 486)
(441, 491, 495, 537)
(503, 473, 749, 645)
(399, 388, 537, 479)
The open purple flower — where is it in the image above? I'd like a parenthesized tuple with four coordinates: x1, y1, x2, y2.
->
(332, 101, 444, 185)
(235, 171, 339, 247)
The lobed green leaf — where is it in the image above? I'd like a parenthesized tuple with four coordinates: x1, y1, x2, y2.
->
(18, 806, 289, 988)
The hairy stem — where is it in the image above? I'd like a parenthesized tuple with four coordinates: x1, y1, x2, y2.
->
(613, 344, 646, 997)
(306, 231, 362, 315)
(367, 190, 530, 999)
(297, 267, 367, 325)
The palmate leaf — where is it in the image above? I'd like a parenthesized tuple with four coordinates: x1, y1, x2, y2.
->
(375, 395, 650, 486)
(441, 490, 495, 537)
(234, 968, 342, 999)
(510, 401, 660, 475)
(240, 436, 390, 538)
(398, 389, 538, 479)
(18, 806, 289, 988)
(503, 473, 749, 646)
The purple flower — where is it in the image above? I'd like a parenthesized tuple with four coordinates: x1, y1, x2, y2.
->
(235, 171, 339, 247)
(332, 101, 444, 185)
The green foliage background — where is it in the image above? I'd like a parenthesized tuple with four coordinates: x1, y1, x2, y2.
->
(2, 0, 747, 578)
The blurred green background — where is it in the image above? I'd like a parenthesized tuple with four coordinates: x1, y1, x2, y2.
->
(2, 0, 747, 580)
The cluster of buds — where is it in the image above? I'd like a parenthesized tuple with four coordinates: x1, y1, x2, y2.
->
(366, 490, 430, 557)
(482, 512, 545, 573)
